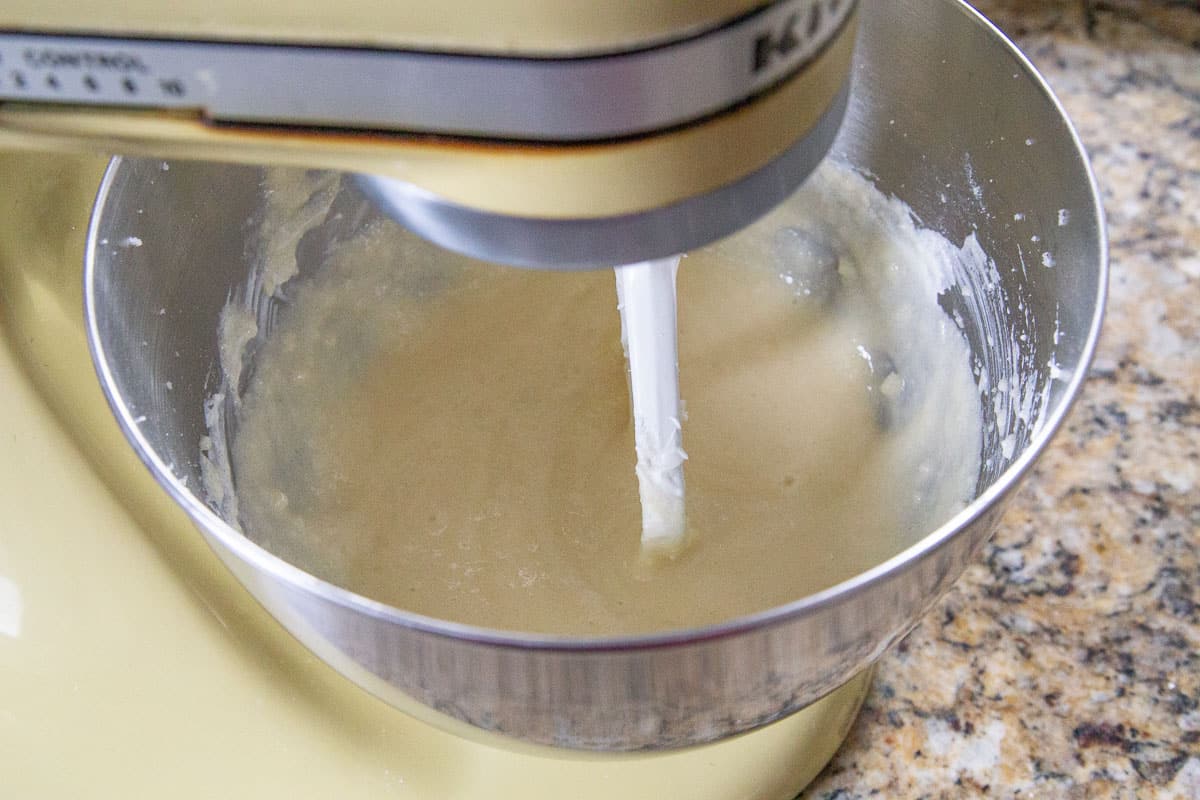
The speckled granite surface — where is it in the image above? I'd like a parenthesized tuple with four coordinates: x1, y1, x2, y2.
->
(803, 2, 1200, 797)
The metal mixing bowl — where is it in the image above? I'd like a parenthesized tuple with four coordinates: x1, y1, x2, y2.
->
(85, 0, 1105, 752)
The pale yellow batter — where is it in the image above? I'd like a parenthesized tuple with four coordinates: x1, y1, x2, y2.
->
(222, 163, 983, 636)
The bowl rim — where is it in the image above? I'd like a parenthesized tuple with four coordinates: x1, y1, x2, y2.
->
(83, 0, 1108, 655)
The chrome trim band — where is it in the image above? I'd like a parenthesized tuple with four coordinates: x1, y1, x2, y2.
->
(356, 82, 851, 268)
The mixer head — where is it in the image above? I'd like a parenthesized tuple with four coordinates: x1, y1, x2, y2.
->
(0, 0, 857, 267)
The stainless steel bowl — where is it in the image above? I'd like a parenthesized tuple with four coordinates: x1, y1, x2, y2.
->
(85, 0, 1106, 752)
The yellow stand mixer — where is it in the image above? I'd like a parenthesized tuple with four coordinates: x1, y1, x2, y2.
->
(0, 0, 1107, 796)
(1, 1, 870, 795)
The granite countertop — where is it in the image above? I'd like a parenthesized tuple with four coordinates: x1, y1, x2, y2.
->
(804, 2, 1200, 797)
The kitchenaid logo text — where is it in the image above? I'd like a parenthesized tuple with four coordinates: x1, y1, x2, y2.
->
(752, 0, 847, 73)
(22, 48, 149, 73)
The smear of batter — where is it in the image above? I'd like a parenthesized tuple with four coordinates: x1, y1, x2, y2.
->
(211, 162, 984, 636)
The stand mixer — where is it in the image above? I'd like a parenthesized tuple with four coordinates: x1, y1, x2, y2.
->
(1, 0, 1107, 796)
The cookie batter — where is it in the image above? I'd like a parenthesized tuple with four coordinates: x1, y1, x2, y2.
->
(217, 162, 983, 636)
